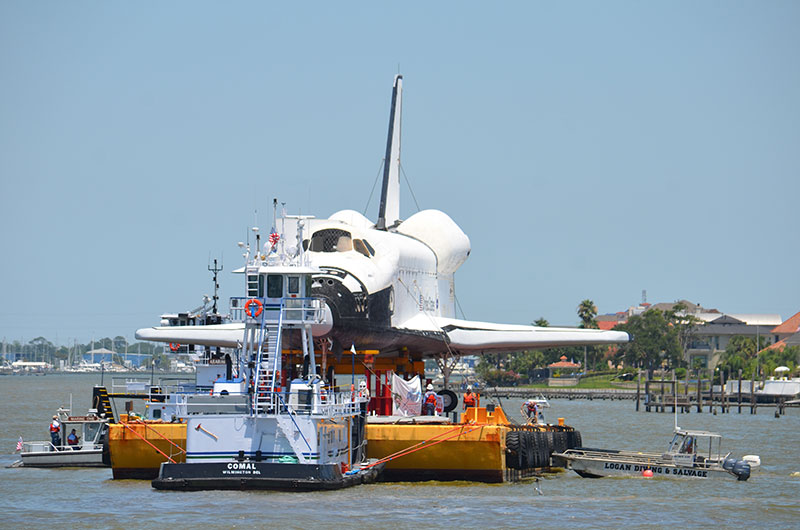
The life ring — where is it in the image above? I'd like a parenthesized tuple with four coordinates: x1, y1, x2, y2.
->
(169, 343, 180, 352)
(244, 298, 263, 317)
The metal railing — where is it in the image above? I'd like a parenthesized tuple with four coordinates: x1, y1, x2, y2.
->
(109, 375, 197, 397)
(229, 297, 326, 324)
(21, 441, 104, 453)
(184, 389, 367, 417)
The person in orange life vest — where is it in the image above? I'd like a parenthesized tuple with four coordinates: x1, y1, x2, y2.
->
(49, 415, 61, 447)
(521, 399, 538, 424)
(463, 385, 479, 410)
(423, 384, 438, 416)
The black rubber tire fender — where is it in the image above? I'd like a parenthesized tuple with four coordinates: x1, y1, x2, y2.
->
(439, 389, 458, 413)
(505, 431, 522, 470)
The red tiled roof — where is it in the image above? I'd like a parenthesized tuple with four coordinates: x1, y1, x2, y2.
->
(762, 340, 786, 353)
(597, 320, 623, 330)
(772, 311, 800, 334)
(548, 355, 580, 368)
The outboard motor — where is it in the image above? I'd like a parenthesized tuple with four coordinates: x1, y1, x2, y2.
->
(722, 457, 737, 471)
(732, 460, 751, 481)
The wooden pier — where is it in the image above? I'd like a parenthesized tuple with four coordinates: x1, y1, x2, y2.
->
(634, 369, 798, 416)
(484, 369, 798, 417)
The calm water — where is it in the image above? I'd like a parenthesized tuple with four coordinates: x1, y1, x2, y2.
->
(1, 374, 798, 529)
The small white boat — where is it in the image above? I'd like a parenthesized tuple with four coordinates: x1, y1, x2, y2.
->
(17, 409, 109, 468)
(554, 428, 757, 481)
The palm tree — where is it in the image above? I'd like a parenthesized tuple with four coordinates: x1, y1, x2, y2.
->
(577, 299, 598, 329)
(577, 299, 598, 372)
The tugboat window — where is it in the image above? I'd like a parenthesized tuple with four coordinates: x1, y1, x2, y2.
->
(288, 276, 300, 294)
(247, 275, 262, 298)
(267, 275, 283, 298)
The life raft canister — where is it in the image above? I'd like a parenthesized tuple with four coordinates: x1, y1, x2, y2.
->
(245, 298, 263, 318)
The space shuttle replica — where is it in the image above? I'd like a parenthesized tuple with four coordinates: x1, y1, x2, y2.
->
(136, 75, 628, 358)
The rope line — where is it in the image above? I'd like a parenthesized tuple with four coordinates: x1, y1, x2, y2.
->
(363, 422, 484, 469)
(120, 422, 177, 464)
(399, 163, 421, 212)
(129, 419, 186, 453)
(363, 159, 385, 216)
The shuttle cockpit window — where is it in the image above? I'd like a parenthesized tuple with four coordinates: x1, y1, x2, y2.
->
(308, 229, 353, 253)
(336, 235, 352, 252)
(362, 239, 375, 256)
(353, 239, 372, 258)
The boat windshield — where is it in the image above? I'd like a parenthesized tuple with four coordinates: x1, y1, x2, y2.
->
(84, 422, 102, 443)
(667, 433, 693, 454)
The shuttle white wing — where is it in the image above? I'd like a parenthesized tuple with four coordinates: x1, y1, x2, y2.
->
(400, 315, 629, 353)
(135, 324, 246, 348)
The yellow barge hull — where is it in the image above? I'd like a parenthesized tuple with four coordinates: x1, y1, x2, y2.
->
(107, 416, 186, 480)
(367, 407, 572, 483)
(106, 407, 576, 483)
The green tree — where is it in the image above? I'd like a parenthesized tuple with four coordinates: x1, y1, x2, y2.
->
(509, 350, 546, 382)
(614, 309, 681, 374)
(29, 337, 55, 363)
(664, 302, 701, 366)
(717, 335, 773, 379)
(577, 300, 598, 329)
(533, 318, 549, 327)
(577, 299, 599, 371)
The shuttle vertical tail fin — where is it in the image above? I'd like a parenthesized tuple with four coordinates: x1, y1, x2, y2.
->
(376, 74, 403, 230)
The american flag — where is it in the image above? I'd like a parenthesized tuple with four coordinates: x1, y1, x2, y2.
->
(16, 436, 23, 452)
(268, 229, 280, 250)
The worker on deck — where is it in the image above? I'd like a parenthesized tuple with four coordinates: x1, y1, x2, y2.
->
(522, 399, 539, 424)
(423, 384, 438, 416)
(49, 415, 61, 447)
(358, 379, 370, 400)
(463, 385, 479, 410)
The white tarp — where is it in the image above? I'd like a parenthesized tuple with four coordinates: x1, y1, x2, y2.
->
(391, 373, 422, 416)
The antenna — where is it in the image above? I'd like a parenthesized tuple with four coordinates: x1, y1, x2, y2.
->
(280, 201, 286, 255)
(208, 257, 223, 314)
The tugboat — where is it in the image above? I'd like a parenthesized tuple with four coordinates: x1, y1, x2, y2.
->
(152, 215, 383, 491)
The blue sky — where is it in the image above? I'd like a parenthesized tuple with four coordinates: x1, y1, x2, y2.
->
(1, 1, 798, 345)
